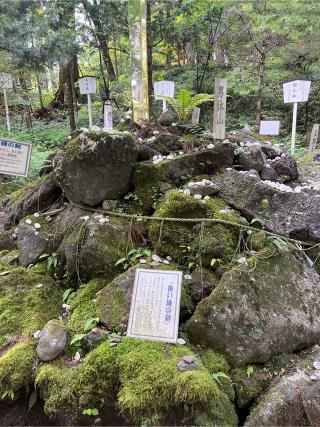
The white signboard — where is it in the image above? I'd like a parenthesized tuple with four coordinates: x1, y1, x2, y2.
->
(0, 73, 13, 90)
(0, 137, 32, 177)
(283, 80, 311, 103)
(213, 78, 227, 139)
(78, 76, 96, 95)
(308, 124, 320, 153)
(127, 269, 182, 343)
(259, 120, 280, 136)
(154, 81, 175, 100)
(192, 107, 200, 124)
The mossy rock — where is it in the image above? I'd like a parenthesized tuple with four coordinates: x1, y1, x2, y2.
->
(2, 174, 61, 229)
(149, 190, 241, 267)
(187, 251, 320, 367)
(0, 266, 61, 343)
(230, 353, 294, 408)
(35, 337, 237, 425)
(57, 217, 134, 285)
(0, 340, 36, 398)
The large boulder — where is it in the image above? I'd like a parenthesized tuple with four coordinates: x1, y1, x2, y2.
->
(2, 175, 62, 229)
(212, 169, 320, 242)
(270, 154, 299, 182)
(36, 319, 67, 362)
(245, 346, 320, 426)
(17, 204, 86, 267)
(53, 131, 138, 206)
(186, 251, 320, 367)
(146, 133, 183, 155)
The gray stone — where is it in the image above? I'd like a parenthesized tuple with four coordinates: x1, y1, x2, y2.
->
(238, 146, 267, 172)
(53, 131, 138, 206)
(36, 319, 67, 362)
(187, 252, 320, 367)
(146, 133, 183, 155)
(260, 166, 278, 181)
(137, 145, 157, 161)
(272, 155, 299, 182)
(211, 169, 320, 242)
(182, 355, 196, 364)
(158, 112, 174, 127)
(80, 330, 106, 350)
(245, 346, 320, 426)
(177, 358, 200, 372)
(2, 175, 62, 229)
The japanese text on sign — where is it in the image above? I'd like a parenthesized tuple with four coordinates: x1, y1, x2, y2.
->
(127, 269, 182, 343)
(283, 80, 311, 103)
(154, 81, 175, 99)
(79, 76, 96, 95)
(0, 138, 32, 177)
(213, 78, 227, 139)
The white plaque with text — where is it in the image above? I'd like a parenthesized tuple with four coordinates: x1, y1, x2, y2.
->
(79, 76, 96, 95)
(0, 137, 32, 177)
(283, 80, 311, 103)
(259, 120, 280, 135)
(154, 80, 175, 99)
(127, 269, 182, 343)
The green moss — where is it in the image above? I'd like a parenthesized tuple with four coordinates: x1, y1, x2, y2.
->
(0, 340, 36, 396)
(230, 353, 293, 408)
(113, 338, 237, 425)
(250, 231, 267, 251)
(67, 279, 108, 337)
(35, 338, 237, 425)
(0, 267, 61, 338)
(148, 191, 240, 266)
(35, 363, 79, 420)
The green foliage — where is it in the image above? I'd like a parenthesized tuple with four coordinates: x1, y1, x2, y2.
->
(247, 365, 254, 378)
(82, 408, 99, 416)
(266, 235, 290, 253)
(115, 248, 152, 271)
(159, 90, 214, 123)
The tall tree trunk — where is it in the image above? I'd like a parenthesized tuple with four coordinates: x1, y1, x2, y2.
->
(50, 57, 78, 109)
(36, 73, 44, 111)
(256, 53, 266, 126)
(19, 73, 33, 129)
(147, 0, 153, 108)
(66, 67, 76, 131)
(112, 24, 119, 80)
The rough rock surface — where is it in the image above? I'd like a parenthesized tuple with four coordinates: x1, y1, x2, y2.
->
(245, 346, 320, 426)
(36, 319, 67, 362)
(53, 131, 138, 206)
(2, 175, 61, 228)
(187, 252, 320, 366)
(212, 169, 320, 241)
(146, 133, 183, 155)
(238, 146, 267, 172)
(271, 155, 299, 182)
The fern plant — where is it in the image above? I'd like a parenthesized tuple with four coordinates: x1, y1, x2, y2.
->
(158, 90, 214, 123)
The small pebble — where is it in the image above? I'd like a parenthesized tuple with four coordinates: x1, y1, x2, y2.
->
(139, 258, 147, 264)
(162, 260, 170, 265)
(313, 361, 320, 370)
(25, 219, 32, 225)
(34, 223, 41, 229)
(152, 254, 162, 263)
(184, 274, 192, 280)
(207, 143, 214, 149)
(194, 194, 202, 199)
(74, 351, 81, 362)
(177, 338, 186, 345)
(62, 303, 70, 310)
(36, 283, 43, 288)
(166, 256, 172, 261)
(183, 355, 196, 364)
(33, 212, 40, 217)
(33, 330, 42, 339)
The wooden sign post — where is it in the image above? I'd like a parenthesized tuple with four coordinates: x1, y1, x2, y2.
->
(0, 73, 13, 133)
(192, 107, 200, 124)
(213, 78, 227, 139)
(283, 80, 311, 154)
(308, 124, 320, 154)
(78, 76, 97, 129)
(128, 0, 149, 123)
(127, 269, 182, 343)
(154, 80, 175, 112)
(103, 100, 113, 132)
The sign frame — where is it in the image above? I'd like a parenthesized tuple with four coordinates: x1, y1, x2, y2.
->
(127, 268, 182, 343)
(283, 80, 311, 104)
(259, 120, 280, 136)
(78, 75, 97, 95)
(0, 137, 32, 177)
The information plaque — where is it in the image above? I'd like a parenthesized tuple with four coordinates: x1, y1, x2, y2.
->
(127, 269, 182, 343)
(0, 137, 32, 177)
